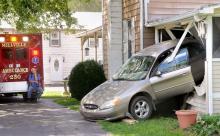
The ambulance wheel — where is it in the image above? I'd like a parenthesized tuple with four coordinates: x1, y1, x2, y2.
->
(31, 98, 38, 103)
(23, 93, 28, 101)
(4, 93, 14, 97)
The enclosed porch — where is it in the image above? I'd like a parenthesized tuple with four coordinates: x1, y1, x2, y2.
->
(146, 4, 220, 114)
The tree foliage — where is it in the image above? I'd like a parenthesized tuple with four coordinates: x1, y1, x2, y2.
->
(0, 0, 76, 32)
(68, 0, 101, 12)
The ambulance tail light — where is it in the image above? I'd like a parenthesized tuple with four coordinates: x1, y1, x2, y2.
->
(10, 36, 17, 42)
(32, 49, 39, 56)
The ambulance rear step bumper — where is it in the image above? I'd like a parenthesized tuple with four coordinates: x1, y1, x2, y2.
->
(0, 81, 28, 93)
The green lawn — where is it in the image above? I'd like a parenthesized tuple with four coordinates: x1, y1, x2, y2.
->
(42, 90, 193, 136)
(100, 118, 192, 136)
(42, 90, 80, 111)
(42, 90, 64, 99)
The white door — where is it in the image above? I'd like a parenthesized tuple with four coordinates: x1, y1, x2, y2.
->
(50, 55, 63, 81)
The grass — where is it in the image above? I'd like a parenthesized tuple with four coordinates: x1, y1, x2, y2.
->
(42, 90, 193, 136)
(42, 90, 80, 111)
(99, 117, 192, 136)
(42, 90, 64, 99)
(54, 97, 80, 111)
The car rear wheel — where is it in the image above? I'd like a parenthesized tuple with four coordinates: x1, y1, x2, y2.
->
(130, 96, 153, 120)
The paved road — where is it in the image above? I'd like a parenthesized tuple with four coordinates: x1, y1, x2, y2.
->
(0, 97, 108, 136)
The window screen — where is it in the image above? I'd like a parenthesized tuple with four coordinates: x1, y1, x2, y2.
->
(2, 49, 13, 60)
(213, 17, 220, 58)
(16, 48, 27, 60)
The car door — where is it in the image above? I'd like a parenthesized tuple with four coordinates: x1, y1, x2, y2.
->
(150, 48, 195, 99)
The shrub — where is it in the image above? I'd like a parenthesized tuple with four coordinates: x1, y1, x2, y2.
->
(191, 115, 220, 136)
(68, 60, 106, 100)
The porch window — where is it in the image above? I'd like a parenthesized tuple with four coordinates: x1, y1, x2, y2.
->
(213, 17, 220, 58)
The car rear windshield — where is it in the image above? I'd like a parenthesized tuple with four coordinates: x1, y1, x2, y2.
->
(112, 56, 155, 81)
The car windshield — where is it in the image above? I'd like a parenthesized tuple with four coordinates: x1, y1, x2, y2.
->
(112, 56, 155, 81)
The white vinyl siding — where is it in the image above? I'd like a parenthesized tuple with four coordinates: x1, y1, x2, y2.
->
(108, 0, 123, 77)
(212, 61, 220, 113)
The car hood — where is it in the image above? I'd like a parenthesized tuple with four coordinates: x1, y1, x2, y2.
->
(82, 80, 145, 106)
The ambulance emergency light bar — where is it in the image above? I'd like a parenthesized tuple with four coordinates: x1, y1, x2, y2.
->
(0, 36, 29, 42)
(0, 37, 5, 42)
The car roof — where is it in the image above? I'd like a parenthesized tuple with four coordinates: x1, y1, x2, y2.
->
(135, 40, 178, 57)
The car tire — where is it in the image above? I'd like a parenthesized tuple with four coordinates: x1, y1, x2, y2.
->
(130, 96, 153, 120)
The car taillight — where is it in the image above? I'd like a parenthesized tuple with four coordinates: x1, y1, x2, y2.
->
(32, 50, 39, 56)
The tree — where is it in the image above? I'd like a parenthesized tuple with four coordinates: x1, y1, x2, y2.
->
(0, 0, 78, 32)
(68, 0, 101, 12)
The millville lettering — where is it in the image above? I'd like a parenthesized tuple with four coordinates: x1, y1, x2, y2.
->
(1, 42, 27, 48)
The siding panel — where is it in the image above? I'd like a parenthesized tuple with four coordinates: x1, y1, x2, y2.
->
(147, 0, 220, 21)
(123, 0, 141, 52)
(213, 61, 220, 113)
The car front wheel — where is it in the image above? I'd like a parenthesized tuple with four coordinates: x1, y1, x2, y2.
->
(130, 96, 153, 120)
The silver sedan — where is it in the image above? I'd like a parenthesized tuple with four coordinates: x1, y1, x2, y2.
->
(80, 39, 205, 120)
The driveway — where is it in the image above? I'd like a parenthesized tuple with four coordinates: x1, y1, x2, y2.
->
(0, 97, 108, 136)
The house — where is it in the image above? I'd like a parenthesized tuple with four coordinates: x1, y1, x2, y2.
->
(102, 1, 220, 115)
(0, 12, 103, 86)
(75, 26, 103, 64)
(102, 0, 220, 78)
(42, 12, 103, 85)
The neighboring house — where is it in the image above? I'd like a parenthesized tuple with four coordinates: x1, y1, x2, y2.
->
(0, 12, 103, 86)
(75, 26, 103, 64)
(43, 12, 103, 85)
(102, 1, 220, 115)
(42, 31, 81, 85)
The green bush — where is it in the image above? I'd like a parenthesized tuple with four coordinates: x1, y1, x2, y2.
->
(191, 115, 220, 136)
(68, 60, 106, 100)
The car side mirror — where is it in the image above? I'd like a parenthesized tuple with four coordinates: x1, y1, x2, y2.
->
(155, 71, 162, 77)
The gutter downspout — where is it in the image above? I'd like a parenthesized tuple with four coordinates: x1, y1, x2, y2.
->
(206, 16, 213, 115)
(140, 0, 144, 50)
